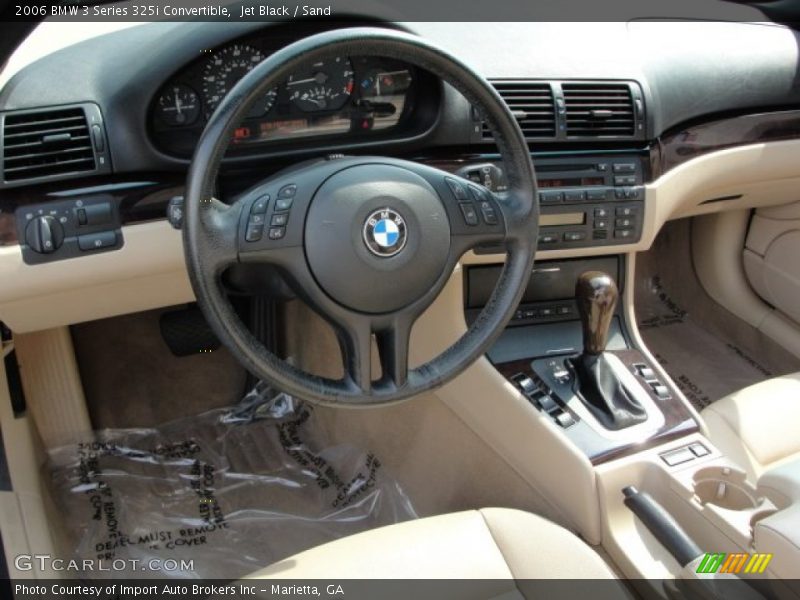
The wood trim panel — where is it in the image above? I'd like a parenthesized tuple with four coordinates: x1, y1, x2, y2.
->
(0, 174, 183, 246)
(651, 109, 800, 179)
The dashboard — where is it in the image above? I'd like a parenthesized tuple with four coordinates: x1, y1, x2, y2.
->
(4, 19, 800, 333)
(149, 35, 426, 156)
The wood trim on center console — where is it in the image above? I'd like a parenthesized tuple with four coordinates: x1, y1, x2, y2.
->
(494, 348, 698, 465)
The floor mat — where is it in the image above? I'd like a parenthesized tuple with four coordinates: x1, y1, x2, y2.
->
(634, 219, 800, 411)
(46, 383, 417, 579)
(637, 276, 775, 410)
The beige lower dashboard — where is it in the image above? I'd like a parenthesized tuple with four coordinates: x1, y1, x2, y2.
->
(2, 138, 800, 333)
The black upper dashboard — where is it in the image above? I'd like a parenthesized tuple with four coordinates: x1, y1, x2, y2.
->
(2, 20, 800, 187)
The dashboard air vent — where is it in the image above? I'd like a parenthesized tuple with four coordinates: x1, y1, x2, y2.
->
(1, 106, 97, 183)
(562, 83, 635, 137)
(484, 81, 555, 139)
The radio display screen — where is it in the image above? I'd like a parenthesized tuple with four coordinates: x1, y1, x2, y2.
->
(540, 213, 586, 227)
(538, 177, 604, 188)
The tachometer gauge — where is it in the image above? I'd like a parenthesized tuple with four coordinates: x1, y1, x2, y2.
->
(287, 57, 354, 112)
(202, 44, 277, 118)
(156, 84, 200, 126)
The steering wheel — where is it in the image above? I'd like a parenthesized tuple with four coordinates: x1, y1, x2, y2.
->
(184, 27, 538, 406)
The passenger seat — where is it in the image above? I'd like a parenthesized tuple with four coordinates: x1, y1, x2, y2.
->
(701, 373, 800, 482)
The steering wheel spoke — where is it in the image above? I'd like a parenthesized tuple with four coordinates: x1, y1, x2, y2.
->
(190, 197, 242, 275)
(335, 313, 414, 393)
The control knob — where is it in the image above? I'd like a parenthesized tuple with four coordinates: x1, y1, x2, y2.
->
(25, 215, 64, 254)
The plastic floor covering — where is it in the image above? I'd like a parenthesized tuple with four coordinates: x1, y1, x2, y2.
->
(47, 383, 417, 579)
(636, 275, 776, 411)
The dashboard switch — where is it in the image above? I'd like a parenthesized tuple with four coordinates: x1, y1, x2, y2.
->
(77, 202, 112, 226)
(25, 215, 64, 254)
(78, 230, 116, 251)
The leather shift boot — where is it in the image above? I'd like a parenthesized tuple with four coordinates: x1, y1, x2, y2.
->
(569, 353, 647, 430)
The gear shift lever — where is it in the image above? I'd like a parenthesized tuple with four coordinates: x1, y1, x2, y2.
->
(576, 271, 617, 355)
(569, 271, 647, 430)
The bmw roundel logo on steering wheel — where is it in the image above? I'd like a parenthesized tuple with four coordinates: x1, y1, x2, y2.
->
(363, 208, 408, 257)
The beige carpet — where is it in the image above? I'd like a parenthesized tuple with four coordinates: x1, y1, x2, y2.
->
(71, 301, 560, 525)
(71, 306, 247, 429)
(634, 219, 800, 410)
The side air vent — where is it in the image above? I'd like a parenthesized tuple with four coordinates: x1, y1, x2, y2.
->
(483, 80, 556, 139)
(1, 103, 110, 186)
(562, 82, 635, 137)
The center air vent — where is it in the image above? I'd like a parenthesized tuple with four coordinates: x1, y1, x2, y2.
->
(1, 103, 110, 186)
(483, 81, 555, 139)
(562, 83, 635, 137)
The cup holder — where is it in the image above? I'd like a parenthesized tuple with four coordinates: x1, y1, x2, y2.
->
(693, 466, 759, 511)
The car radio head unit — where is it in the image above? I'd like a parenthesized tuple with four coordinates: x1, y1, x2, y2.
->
(455, 154, 645, 251)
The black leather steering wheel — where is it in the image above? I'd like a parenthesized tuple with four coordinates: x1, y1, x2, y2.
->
(183, 27, 538, 406)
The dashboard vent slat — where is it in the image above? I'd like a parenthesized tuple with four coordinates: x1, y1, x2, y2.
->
(483, 80, 556, 139)
(2, 107, 97, 183)
(562, 83, 635, 137)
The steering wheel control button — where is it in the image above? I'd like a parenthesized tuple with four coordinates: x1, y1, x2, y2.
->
(459, 203, 479, 226)
(275, 197, 294, 211)
(445, 177, 468, 201)
(268, 227, 286, 240)
(78, 230, 116, 251)
(251, 195, 269, 214)
(270, 213, 288, 227)
(479, 203, 498, 225)
(277, 184, 297, 198)
(245, 223, 264, 242)
(363, 208, 408, 257)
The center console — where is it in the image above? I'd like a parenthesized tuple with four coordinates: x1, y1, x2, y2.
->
(467, 255, 698, 465)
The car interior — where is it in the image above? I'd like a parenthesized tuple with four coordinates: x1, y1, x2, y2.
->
(1, 11, 800, 600)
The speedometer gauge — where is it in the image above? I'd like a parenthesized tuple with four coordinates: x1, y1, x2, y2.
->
(287, 56, 354, 112)
(202, 44, 277, 118)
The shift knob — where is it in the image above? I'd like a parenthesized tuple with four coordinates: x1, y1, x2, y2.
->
(575, 271, 618, 355)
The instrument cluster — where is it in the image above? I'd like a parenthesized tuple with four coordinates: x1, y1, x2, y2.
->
(149, 38, 424, 157)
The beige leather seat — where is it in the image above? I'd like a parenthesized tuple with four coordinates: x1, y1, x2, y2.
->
(247, 508, 622, 585)
(702, 373, 800, 481)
